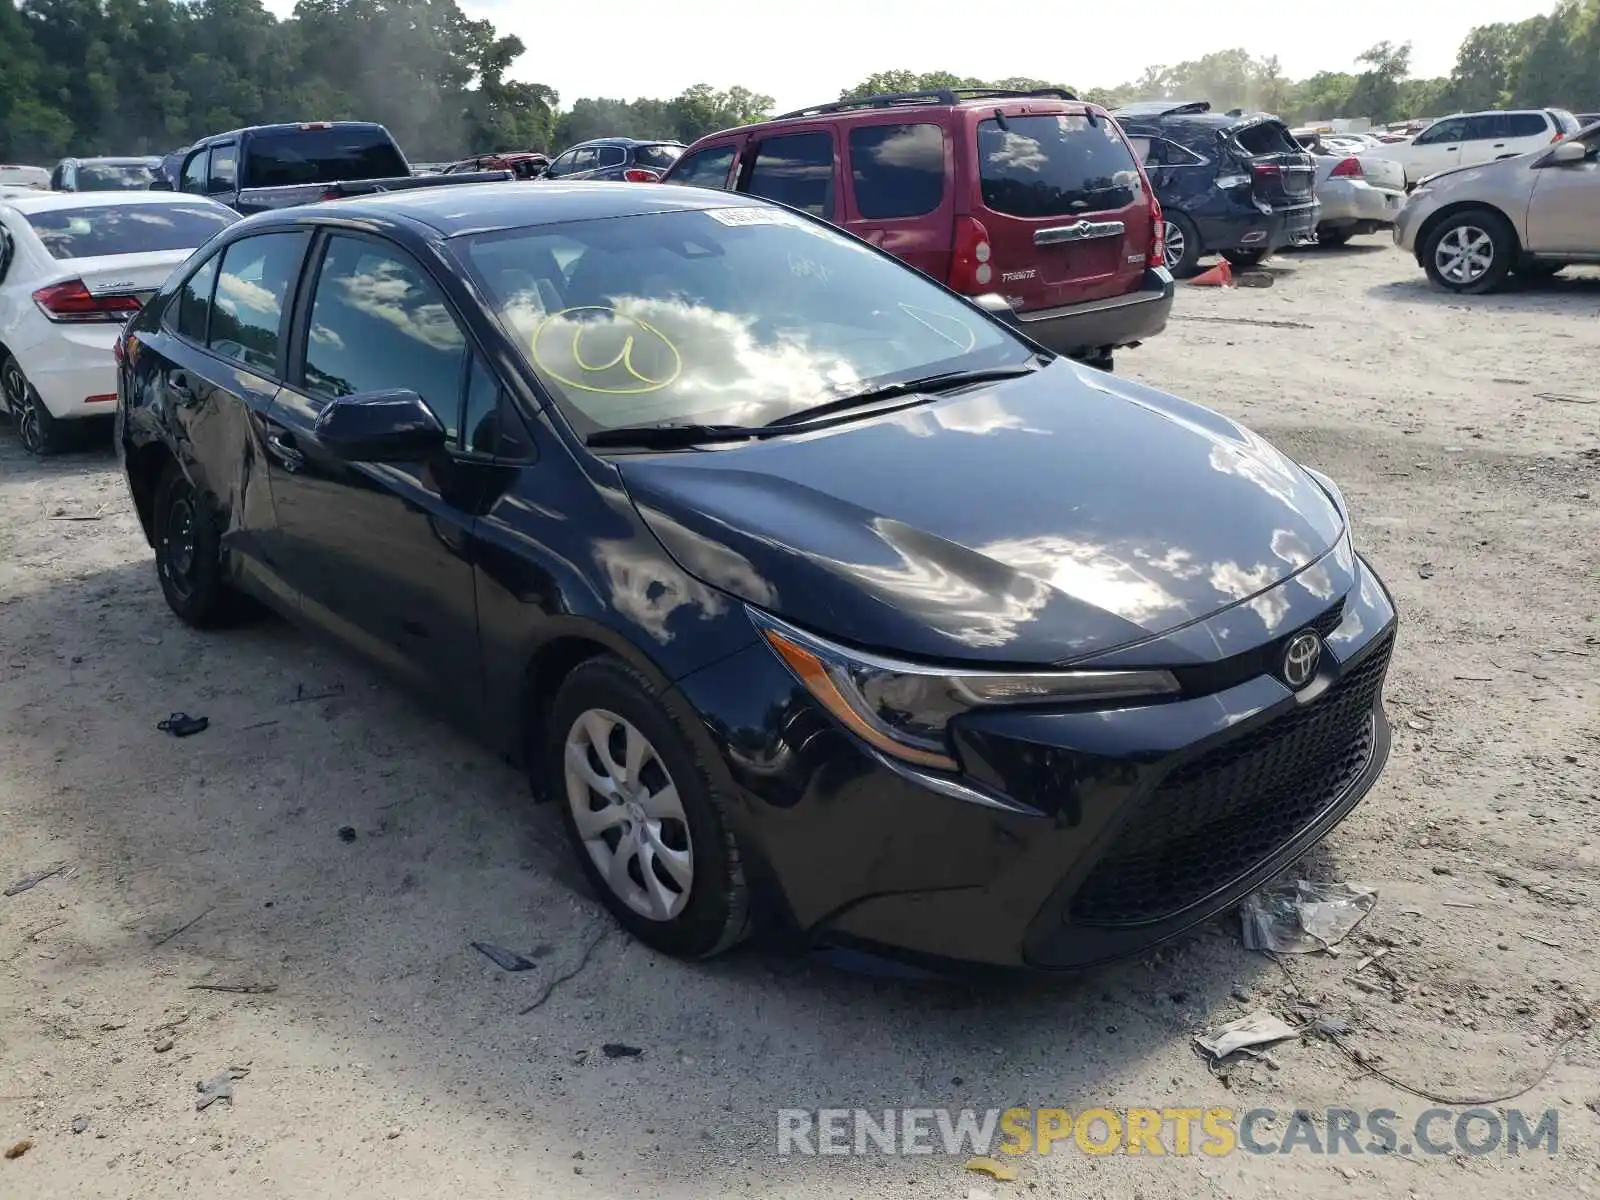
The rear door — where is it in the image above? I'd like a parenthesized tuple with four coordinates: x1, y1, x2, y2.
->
(969, 107, 1150, 309)
(736, 127, 840, 222)
(839, 119, 953, 281)
(1227, 118, 1316, 209)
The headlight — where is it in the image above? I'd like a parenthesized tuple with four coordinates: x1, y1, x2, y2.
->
(749, 608, 1178, 772)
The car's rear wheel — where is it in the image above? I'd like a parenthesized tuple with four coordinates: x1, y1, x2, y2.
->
(548, 656, 749, 959)
(1222, 247, 1270, 269)
(1162, 213, 1202, 277)
(1422, 210, 1515, 294)
(2, 357, 67, 457)
(152, 461, 248, 628)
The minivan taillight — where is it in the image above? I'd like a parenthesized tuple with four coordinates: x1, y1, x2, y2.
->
(1149, 195, 1165, 269)
(948, 216, 993, 293)
(33, 279, 141, 323)
(1330, 156, 1364, 178)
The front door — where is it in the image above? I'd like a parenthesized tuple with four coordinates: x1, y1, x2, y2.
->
(1525, 133, 1600, 254)
(263, 230, 485, 701)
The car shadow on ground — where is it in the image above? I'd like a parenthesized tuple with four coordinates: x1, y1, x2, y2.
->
(1282, 241, 1390, 258)
(1370, 269, 1600, 314)
(0, 449, 1356, 1191)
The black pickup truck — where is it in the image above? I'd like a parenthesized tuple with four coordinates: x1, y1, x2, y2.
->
(158, 121, 510, 214)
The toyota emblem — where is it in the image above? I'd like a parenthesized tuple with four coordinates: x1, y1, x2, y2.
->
(1282, 631, 1322, 689)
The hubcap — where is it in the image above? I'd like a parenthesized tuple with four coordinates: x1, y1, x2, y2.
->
(1163, 225, 1187, 270)
(564, 708, 693, 921)
(160, 493, 198, 600)
(1435, 225, 1493, 284)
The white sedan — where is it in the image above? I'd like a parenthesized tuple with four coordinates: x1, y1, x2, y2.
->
(1, 191, 237, 455)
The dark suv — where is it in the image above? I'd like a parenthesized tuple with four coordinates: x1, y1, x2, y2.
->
(1112, 101, 1318, 275)
(661, 88, 1173, 370)
(543, 138, 685, 182)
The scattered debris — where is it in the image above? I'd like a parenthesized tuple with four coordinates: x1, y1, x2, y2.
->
(601, 1043, 643, 1059)
(963, 1155, 1019, 1182)
(471, 942, 537, 972)
(1520, 931, 1563, 949)
(1313, 1016, 1353, 1038)
(1240, 880, 1377, 953)
(153, 1037, 175, 1053)
(137, 633, 162, 646)
(1195, 1011, 1300, 1061)
(196, 1067, 249, 1111)
(1417, 562, 1435, 579)
(5, 864, 66, 897)
(1453, 675, 1493, 682)
(337, 826, 357, 843)
(288, 682, 345, 704)
(385, 1127, 401, 1140)
(1171, 314, 1312, 330)
(151, 907, 212, 947)
(4, 1139, 32, 1160)
(1536, 392, 1597, 405)
(187, 983, 277, 994)
(1353, 948, 1390, 973)
(239, 719, 280, 731)
(70, 1116, 88, 1135)
(157, 712, 209, 738)
(519, 925, 611, 1015)
(47, 503, 110, 522)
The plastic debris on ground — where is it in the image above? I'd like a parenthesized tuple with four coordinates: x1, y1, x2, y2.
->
(471, 941, 538, 972)
(964, 1155, 1019, 1181)
(1195, 1011, 1301, 1061)
(196, 1067, 250, 1111)
(1239, 880, 1377, 953)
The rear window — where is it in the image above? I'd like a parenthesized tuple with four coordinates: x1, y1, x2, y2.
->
(26, 203, 238, 259)
(77, 162, 157, 191)
(849, 123, 944, 219)
(634, 145, 683, 170)
(1549, 110, 1582, 135)
(242, 127, 408, 188)
(976, 114, 1140, 219)
(1231, 120, 1300, 156)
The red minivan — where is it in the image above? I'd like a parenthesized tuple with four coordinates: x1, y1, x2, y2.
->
(661, 87, 1174, 370)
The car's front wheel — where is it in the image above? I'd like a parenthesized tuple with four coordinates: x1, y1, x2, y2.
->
(1422, 210, 1515, 294)
(548, 656, 749, 959)
(2, 356, 67, 457)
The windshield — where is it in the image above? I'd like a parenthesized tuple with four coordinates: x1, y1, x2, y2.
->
(78, 162, 157, 191)
(461, 206, 1027, 435)
(26, 202, 238, 259)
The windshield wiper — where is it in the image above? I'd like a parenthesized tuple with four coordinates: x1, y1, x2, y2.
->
(762, 362, 1043, 428)
(585, 423, 774, 450)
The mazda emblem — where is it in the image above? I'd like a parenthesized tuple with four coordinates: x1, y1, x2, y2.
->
(1282, 631, 1322, 689)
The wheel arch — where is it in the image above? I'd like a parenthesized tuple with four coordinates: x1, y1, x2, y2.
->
(1412, 201, 1522, 267)
(125, 438, 178, 547)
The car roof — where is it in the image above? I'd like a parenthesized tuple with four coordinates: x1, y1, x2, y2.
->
(200, 120, 387, 143)
(0, 190, 224, 214)
(276, 180, 769, 237)
(571, 137, 684, 149)
(73, 156, 161, 165)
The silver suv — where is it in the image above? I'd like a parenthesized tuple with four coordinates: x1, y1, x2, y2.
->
(1394, 120, 1599, 293)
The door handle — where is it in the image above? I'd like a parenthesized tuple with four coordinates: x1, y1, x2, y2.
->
(264, 429, 305, 472)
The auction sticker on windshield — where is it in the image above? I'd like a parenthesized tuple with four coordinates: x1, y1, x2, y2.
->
(705, 206, 802, 227)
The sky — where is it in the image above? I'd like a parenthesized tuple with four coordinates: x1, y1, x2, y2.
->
(262, 0, 1556, 114)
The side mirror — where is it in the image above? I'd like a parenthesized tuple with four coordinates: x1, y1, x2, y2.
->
(313, 389, 445, 462)
(1545, 139, 1588, 165)
(148, 177, 174, 191)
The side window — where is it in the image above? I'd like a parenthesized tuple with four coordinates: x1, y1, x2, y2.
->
(1462, 115, 1501, 141)
(181, 150, 210, 194)
(1166, 141, 1206, 165)
(1503, 113, 1549, 139)
(302, 235, 466, 441)
(848, 123, 943, 219)
(672, 144, 736, 189)
(174, 254, 220, 343)
(595, 146, 627, 169)
(570, 148, 598, 172)
(463, 355, 501, 455)
(745, 131, 836, 219)
(1416, 119, 1466, 145)
(207, 144, 237, 192)
(208, 231, 308, 374)
(546, 150, 577, 177)
(1126, 136, 1157, 164)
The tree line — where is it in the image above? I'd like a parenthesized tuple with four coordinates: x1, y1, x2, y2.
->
(3, 0, 1596, 168)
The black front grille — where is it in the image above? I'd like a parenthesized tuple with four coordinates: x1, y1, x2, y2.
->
(1070, 631, 1392, 927)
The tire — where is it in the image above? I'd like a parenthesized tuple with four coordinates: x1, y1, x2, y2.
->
(1421, 209, 1515, 295)
(1162, 212, 1202, 277)
(151, 460, 247, 627)
(547, 656, 749, 960)
(2, 356, 68, 457)
(1318, 230, 1353, 248)
(1077, 350, 1114, 372)
(1222, 247, 1270, 269)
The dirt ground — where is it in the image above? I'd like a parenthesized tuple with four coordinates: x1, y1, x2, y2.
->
(2, 243, 1597, 1200)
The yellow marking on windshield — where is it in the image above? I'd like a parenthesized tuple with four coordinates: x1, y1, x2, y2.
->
(530, 306, 682, 395)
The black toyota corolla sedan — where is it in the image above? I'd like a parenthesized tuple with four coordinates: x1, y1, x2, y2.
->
(115, 182, 1397, 971)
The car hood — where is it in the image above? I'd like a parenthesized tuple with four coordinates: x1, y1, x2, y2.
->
(617, 362, 1346, 665)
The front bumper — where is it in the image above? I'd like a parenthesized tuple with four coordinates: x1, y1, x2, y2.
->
(674, 542, 1397, 972)
(1000, 267, 1174, 357)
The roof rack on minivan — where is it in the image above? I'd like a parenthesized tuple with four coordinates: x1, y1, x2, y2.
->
(773, 87, 1079, 121)
(1113, 100, 1213, 117)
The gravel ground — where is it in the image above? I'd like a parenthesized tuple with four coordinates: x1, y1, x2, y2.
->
(2, 243, 1597, 1199)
